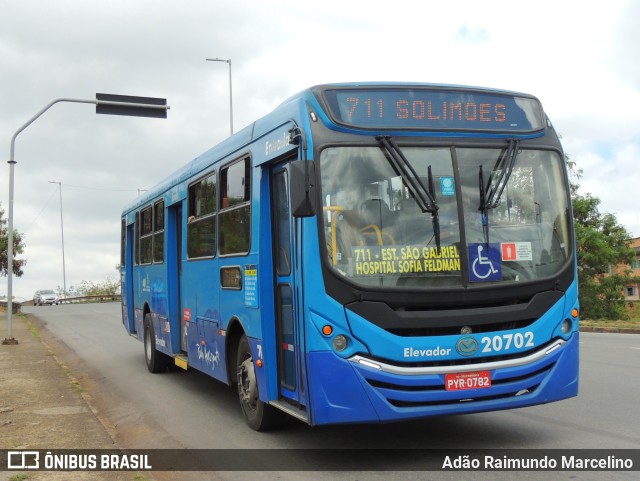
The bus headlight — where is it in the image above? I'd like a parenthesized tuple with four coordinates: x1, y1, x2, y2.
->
(332, 335, 348, 352)
(561, 319, 572, 334)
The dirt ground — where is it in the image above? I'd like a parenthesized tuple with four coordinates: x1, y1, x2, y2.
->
(0, 311, 151, 481)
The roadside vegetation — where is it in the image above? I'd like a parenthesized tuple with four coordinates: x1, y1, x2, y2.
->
(56, 274, 120, 299)
(0, 203, 26, 278)
(580, 302, 640, 330)
(568, 158, 640, 322)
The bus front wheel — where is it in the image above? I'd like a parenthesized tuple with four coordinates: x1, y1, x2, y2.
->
(236, 335, 282, 431)
(144, 314, 169, 373)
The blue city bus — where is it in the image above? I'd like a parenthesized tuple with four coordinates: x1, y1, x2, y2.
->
(120, 83, 579, 430)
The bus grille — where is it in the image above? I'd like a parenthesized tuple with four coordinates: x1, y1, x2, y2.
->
(367, 365, 552, 408)
(384, 318, 535, 337)
(349, 339, 564, 409)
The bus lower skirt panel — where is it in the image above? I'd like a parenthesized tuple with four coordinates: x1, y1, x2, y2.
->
(306, 333, 578, 426)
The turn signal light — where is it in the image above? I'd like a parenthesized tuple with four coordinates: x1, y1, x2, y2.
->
(571, 308, 579, 318)
(322, 325, 333, 336)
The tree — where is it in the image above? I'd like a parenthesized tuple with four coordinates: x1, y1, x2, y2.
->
(572, 191, 638, 319)
(0, 203, 26, 278)
(75, 277, 121, 297)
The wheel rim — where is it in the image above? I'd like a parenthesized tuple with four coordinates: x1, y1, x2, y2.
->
(238, 354, 258, 411)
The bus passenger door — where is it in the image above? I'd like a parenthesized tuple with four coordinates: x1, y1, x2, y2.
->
(166, 203, 185, 353)
(123, 223, 136, 333)
(175, 204, 186, 352)
(271, 163, 306, 408)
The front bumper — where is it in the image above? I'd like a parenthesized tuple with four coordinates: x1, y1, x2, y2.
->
(307, 333, 578, 425)
(39, 298, 58, 304)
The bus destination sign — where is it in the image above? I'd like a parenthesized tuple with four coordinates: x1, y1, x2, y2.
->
(322, 87, 545, 132)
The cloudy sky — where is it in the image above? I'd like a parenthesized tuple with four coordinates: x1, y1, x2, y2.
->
(1, 0, 639, 301)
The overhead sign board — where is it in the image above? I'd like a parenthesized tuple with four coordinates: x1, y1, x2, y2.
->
(96, 93, 168, 119)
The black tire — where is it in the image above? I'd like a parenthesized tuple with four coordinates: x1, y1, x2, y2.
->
(236, 335, 283, 431)
(144, 313, 170, 373)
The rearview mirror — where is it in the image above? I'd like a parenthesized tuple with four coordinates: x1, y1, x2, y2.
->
(289, 160, 316, 217)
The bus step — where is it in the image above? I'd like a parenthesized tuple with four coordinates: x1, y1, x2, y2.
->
(174, 355, 188, 370)
(269, 400, 309, 423)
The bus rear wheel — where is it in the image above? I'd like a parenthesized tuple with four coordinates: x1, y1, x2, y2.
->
(144, 313, 169, 373)
(236, 335, 282, 431)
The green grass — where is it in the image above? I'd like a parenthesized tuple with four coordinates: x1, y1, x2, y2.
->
(581, 303, 640, 329)
(132, 474, 152, 481)
(580, 302, 640, 329)
(627, 302, 640, 320)
(581, 318, 640, 329)
(23, 316, 41, 339)
(9, 474, 31, 481)
(69, 379, 86, 393)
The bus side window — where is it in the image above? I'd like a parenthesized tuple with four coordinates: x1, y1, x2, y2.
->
(153, 200, 165, 263)
(187, 172, 217, 259)
(219, 157, 251, 255)
(135, 212, 140, 265)
(139, 206, 153, 264)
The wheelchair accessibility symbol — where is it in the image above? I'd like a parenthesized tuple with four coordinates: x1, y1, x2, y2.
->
(468, 243, 502, 282)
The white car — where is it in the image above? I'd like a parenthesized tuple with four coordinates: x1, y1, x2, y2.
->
(33, 290, 59, 306)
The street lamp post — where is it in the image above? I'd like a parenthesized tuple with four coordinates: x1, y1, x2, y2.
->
(48, 181, 66, 297)
(3, 94, 168, 345)
(206, 58, 234, 136)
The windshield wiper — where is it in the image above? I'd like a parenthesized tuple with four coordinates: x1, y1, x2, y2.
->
(377, 136, 440, 250)
(478, 139, 520, 245)
(427, 164, 441, 252)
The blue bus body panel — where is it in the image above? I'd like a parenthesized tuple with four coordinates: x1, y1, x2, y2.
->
(132, 264, 170, 343)
(185, 317, 227, 379)
(307, 333, 578, 424)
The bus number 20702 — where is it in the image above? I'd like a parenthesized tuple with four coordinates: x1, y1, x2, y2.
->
(480, 332, 534, 353)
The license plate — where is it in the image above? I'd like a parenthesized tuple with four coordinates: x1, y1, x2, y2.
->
(445, 371, 491, 391)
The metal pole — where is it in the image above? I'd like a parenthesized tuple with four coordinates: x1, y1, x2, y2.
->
(227, 59, 233, 136)
(48, 181, 66, 296)
(4, 99, 92, 344)
(206, 58, 234, 135)
(3, 159, 17, 344)
(3, 96, 168, 344)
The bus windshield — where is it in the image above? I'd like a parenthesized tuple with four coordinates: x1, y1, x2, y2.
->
(320, 145, 572, 288)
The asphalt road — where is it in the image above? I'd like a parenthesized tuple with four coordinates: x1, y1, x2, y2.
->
(23, 303, 640, 481)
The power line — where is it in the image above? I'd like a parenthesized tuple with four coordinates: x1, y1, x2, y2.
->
(22, 183, 146, 235)
(23, 190, 56, 233)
